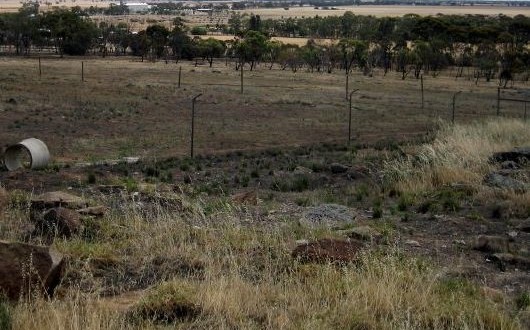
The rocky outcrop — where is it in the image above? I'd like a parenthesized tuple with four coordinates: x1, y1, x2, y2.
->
(301, 204, 357, 228)
(31, 191, 87, 211)
(0, 241, 65, 300)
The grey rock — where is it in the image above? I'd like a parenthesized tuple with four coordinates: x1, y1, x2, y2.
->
(500, 161, 519, 170)
(492, 147, 530, 163)
(473, 235, 511, 253)
(484, 172, 527, 192)
(489, 253, 530, 271)
(405, 239, 421, 247)
(342, 226, 382, 242)
(514, 219, 530, 233)
(31, 191, 87, 211)
(293, 166, 312, 175)
(301, 204, 357, 228)
(77, 205, 107, 217)
(330, 163, 349, 174)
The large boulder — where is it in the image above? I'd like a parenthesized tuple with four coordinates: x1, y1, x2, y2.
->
(292, 238, 364, 264)
(34, 207, 82, 238)
(0, 240, 65, 300)
(31, 191, 87, 211)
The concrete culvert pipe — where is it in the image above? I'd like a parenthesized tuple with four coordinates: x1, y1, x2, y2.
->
(4, 138, 50, 171)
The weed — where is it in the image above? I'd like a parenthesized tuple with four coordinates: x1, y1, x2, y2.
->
(271, 174, 311, 192)
(86, 172, 97, 184)
(515, 292, 530, 310)
(355, 184, 369, 201)
(295, 197, 311, 207)
(0, 296, 11, 330)
(372, 198, 383, 219)
(397, 192, 415, 211)
(122, 177, 138, 192)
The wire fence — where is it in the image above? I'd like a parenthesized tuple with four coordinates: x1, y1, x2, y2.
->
(0, 57, 528, 161)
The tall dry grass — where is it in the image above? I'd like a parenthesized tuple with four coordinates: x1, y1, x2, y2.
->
(2, 197, 523, 329)
(383, 118, 530, 194)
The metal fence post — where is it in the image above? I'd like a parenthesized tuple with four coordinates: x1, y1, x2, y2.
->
(190, 93, 202, 158)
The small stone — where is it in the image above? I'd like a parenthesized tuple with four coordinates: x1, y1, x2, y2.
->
(405, 239, 421, 247)
(77, 206, 107, 217)
(295, 239, 309, 245)
(500, 161, 519, 170)
(507, 231, 518, 239)
(514, 219, 530, 233)
(489, 253, 530, 271)
(473, 235, 511, 253)
(342, 226, 382, 242)
(293, 166, 312, 175)
(484, 172, 527, 192)
(330, 163, 349, 174)
(231, 191, 258, 205)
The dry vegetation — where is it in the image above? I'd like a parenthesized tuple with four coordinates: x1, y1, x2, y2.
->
(0, 194, 525, 329)
(1, 36, 530, 328)
(1, 56, 526, 163)
(240, 5, 530, 19)
(384, 119, 530, 193)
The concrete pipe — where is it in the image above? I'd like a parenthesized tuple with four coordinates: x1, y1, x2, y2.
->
(4, 138, 50, 171)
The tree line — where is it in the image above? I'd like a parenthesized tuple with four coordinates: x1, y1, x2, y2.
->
(1, 4, 529, 86)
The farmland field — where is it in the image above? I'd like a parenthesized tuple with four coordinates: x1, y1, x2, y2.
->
(0, 20, 530, 329)
(1, 56, 526, 163)
(241, 4, 530, 19)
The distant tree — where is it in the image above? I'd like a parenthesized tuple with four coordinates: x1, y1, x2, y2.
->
(169, 23, 193, 61)
(235, 31, 268, 70)
(41, 8, 98, 56)
(197, 38, 226, 67)
(145, 25, 169, 58)
(249, 14, 262, 32)
(338, 38, 367, 74)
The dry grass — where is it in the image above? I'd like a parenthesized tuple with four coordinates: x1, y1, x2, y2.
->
(384, 118, 530, 193)
(0, 56, 521, 163)
(1, 195, 524, 329)
(383, 118, 530, 218)
(240, 5, 530, 19)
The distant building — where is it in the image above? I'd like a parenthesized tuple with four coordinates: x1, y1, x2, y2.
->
(126, 2, 151, 13)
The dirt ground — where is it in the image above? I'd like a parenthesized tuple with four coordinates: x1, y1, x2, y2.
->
(0, 56, 526, 164)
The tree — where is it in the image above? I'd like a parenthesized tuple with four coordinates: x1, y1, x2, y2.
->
(41, 9, 98, 56)
(235, 31, 268, 70)
(338, 38, 367, 74)
(249, 14, 261, 32)
(197, 38, 226, 67)
(145, 25, 169, 58)
(170, 24, 193, 61)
